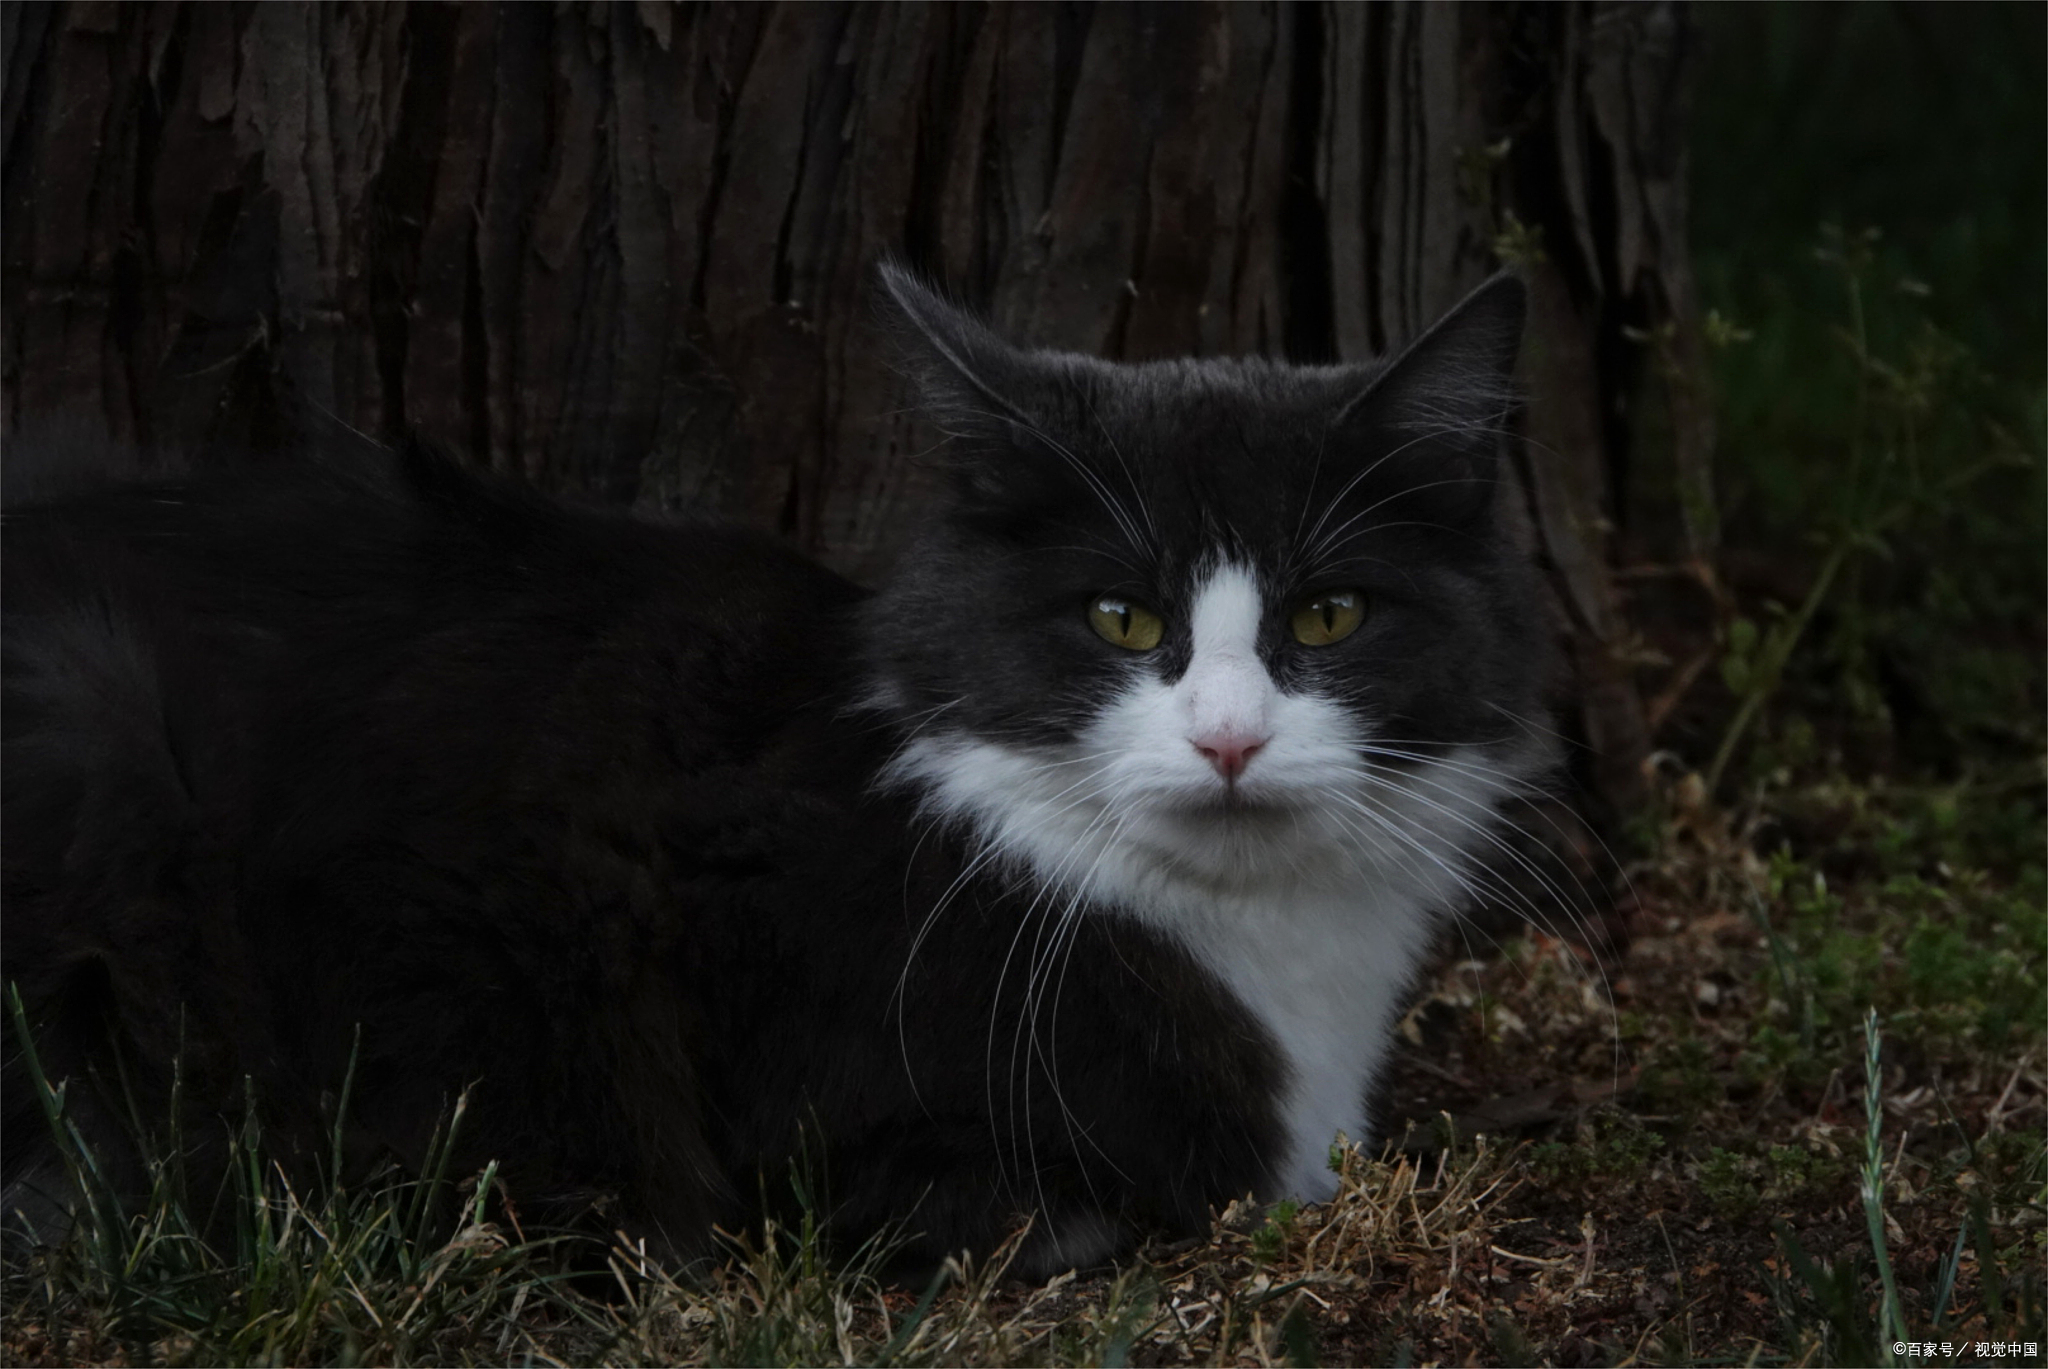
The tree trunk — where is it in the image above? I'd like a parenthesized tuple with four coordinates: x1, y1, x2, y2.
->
(0, 0, 1708, 843)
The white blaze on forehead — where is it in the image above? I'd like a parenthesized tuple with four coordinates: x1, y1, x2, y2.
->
(1188, 563, 1264, 659)
(1180, 563, 1275, 743)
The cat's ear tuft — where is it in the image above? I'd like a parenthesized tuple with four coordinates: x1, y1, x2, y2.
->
(874, 261, 1034, 436)
(1334, 272, 1527, 520)
(1341, 272, 1525, 436)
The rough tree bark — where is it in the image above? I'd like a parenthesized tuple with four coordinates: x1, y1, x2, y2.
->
(0, 1, 1709, 851)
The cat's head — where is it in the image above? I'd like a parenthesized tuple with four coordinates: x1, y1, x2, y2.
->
(865, 265, 1556, 902)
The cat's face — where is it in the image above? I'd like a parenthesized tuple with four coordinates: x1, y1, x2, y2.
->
(867, 269, 1553, 896)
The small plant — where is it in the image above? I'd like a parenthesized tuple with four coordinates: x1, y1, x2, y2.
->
(1639, 1032, 1726, 1116)
(1249, 1198, 1301, 1265)
(1764, 1144, 1847, 1199)
(1698, 1147, 1762, 1221)
(1530, 1109, 1665, 1190)
(1706, 225, 2033, 794)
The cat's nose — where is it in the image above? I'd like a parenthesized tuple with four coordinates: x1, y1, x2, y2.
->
(1193, 732, 1267, 781)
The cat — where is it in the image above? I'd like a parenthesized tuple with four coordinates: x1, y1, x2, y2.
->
(1, 264, 1553, 1278)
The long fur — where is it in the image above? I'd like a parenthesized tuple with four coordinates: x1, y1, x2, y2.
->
(3, 270, 1553, 1276)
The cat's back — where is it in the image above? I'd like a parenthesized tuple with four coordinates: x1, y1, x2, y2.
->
(10, 438, 852, 700)
(4, 433, 879, 926)
(1, 436, 870, 1236)
(4, 435, 864, 795)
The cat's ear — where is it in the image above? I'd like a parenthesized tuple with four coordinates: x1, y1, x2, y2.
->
(875, 261, 1038, 439)
(877, 261, 1080, 508)
(1333, 272, 1526, 521)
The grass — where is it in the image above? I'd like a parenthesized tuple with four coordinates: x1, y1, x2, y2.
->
(4, 745, 2041, 1365)
(3, 994, 614, 1366)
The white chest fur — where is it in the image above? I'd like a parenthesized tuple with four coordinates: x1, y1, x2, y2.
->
(886, 722, 1503, 1202)
(1129, 875, 1441, 1200)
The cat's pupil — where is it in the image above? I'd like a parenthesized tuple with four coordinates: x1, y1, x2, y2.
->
(1288, 590, 1364, 647)
(1088, 596, 1165, 651)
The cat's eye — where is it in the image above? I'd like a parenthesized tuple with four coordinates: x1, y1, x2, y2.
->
(1088, 596, 1165, 651)
(1290, 590, 1365, 646)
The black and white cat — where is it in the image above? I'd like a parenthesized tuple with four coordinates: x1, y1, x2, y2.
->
(1, 266, 1552, 1276)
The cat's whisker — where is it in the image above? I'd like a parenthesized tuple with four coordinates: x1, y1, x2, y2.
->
(1325, 798, 1518, 929)
(897, 761, 1128, 1127)
(1297, 519, 1499, 587)
(1295, 409, 1506, 563)
(1314, 788, 1500, 915)
(983, 782, 1122, 1132)
(1313, 766, 1565, 930)
(1351, 742, 1622, 940)
(1481, 700, 1585, 751)
(1083, 393, 1160, 549)
(1296, 421, 1450, 554)
(1464, 704, 1645, 924)
(1344, 759, 1622, 1044)
(1024, 806, 1144, 1203)
(1318, 783, 1534, 972)
(1345, 753, 1595, 924)
(867, 697, 973, 777)
(986, 874, 1058, 1206)
(1307, 797, 1572, 1034)
(1021, 542, 1150, 578)
(1301, 470, 1499, 568)
(882, 694, 968, 742)
(998, 786, 1136, 1219)
(893, 831, 1014, 1108)
(1289, 424, 1335, 561)
(1309, 798, 1445, 901)
(1008, 413, 1154, 559)
(1311, 794, 1590, 1028)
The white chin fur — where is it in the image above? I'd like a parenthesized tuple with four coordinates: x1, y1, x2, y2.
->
(880, 678, 1549, 1206)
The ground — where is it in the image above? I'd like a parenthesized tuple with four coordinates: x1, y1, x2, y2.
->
(4, 753, 2041, 1367)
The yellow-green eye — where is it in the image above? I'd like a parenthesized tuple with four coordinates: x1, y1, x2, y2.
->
(1290, 590, 1365, 646)
(1088, 596, 1165, 651)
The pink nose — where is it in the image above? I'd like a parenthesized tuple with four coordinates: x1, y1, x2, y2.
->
(1193, 733, 1267, 781)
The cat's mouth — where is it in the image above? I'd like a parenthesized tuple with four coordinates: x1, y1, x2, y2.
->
(1168, 786, 1296, 821)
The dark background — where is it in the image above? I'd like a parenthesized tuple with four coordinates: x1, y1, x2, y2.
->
(3, 1, 2041, 849)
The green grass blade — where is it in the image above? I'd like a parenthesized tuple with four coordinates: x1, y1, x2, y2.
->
(1861, 1009, 1907, 1361)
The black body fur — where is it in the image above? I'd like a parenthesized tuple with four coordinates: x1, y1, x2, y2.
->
(2, 269, 1541, 1274)
(2, 436, 1276, 1270)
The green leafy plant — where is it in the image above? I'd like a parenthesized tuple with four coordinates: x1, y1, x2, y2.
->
(1707, 226, 2030, 793)
(1249, 1198, 1301, 1266)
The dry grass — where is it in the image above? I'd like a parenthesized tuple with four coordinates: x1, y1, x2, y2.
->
(5, 765, 2042, 1367)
